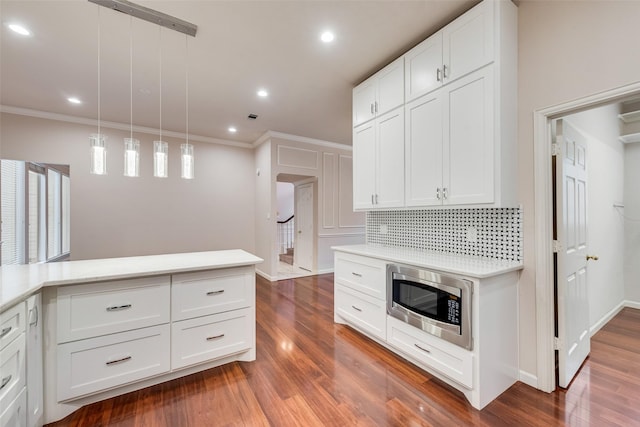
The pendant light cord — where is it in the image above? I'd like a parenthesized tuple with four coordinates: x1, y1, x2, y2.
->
(130, 15, 133, 141)
(159, 26, 162, 142)
(185, 34, 189, 145)
(97, 7, 101, 137)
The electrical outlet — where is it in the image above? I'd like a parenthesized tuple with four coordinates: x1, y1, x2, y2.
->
(380, 224, 388, 234)
(466, 226, 478, 242)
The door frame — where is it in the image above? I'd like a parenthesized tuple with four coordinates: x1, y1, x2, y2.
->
(293, 181, 316, 272)
(534, 81, 640, 393)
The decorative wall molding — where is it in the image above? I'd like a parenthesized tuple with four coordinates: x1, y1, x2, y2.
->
(253, 130, 353, 152)
(322, 153, 335, 229)
(0, 105, 252, 148)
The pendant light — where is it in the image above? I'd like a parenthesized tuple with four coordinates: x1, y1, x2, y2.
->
(181, 34, 194, 180)
(90, 7, 107, 175)
(154, 26, 168, 178)
(124, 15, 140, 178)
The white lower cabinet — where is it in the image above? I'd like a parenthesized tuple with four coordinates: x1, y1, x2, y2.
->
(387, 315, 473, 389)
(0, 333, 26, 416)
(44, 266, 256, 423)
(0, 387, 27, 427)
(57, 324, 170, 401)
(26, 294, 43, 427)
(171, 308, 252, 370)
(335, 285, 386, 341)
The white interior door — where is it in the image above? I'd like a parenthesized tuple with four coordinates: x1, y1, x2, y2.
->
(294, 183, 314, 272)
(556, 119, 590, 388)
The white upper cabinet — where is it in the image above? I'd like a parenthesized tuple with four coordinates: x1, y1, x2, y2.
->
(356, 0, 517, 210)
(353, 107, 405, 210)
(405, 0, 494, 103)
(353, 57, 404, 127)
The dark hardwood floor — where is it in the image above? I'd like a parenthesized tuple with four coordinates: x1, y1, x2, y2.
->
(48, 274, 640, 426)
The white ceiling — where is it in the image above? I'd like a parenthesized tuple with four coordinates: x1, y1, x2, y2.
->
(0, 0, 478, 146)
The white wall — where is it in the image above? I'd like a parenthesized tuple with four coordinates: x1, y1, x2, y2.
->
(518, 0, 640, 379)
(564, 104, 625, 331)
(1, 113, 256, 260)
(624, 142, 640, 303)
(276, 182, 294, 220)
(254, 140, 273, 278)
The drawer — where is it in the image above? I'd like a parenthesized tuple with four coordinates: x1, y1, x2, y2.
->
(172, 268, 254, 321)
(387, 316, 473, 389)
(0, 333, 26, 413)
(57, 324, 170, 401)
(172, 308, 253, 370)
(334, 252, 386, 299)
(1, 302, 25, 351)
(57, 276, 171, 343)
(335, 284, 386, 341)
(0, 387, 26, 427)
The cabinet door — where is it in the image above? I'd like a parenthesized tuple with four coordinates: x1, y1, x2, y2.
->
(26, 295, 43, 427)
(405, 92, 443, 207)
(442, 0, 493, 84)
(405, 32, 443, 102)
(443, 66, 494, 205)
(376, 107, 405, 208)
(353, 79, 376, 127)
(353, 122, 376, 210)
(376, 57, 404, 116)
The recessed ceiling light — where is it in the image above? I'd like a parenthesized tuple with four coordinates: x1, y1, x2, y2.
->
(228, 127, 237, 133)
(8, 23, 31, 36)
(257, 89, 268, 98)
(67, 97, 82, 104)
(320, 31, 335, 43)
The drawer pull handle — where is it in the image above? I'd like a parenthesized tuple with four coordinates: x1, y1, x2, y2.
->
(0, 375, 11, 390)
(206, 334, 225, 341)
(0, 326, 11, 339)
(106, 356, 132, 365)
(206, 290, 225, 296)
(351, 272, 362, 277)
(106, 304, 132, 312)
(414, 343, 431, 354)
(351, 305, 362, 312)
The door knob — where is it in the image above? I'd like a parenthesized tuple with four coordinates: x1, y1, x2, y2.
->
(586, 255, 599, 261)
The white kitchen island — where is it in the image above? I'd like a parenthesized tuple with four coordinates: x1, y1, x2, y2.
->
(0, 250, 262, 425)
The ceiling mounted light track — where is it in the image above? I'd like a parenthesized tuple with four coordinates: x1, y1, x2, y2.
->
(88, 0, 197, 37)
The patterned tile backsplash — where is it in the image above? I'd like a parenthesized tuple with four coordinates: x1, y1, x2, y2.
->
(366, 208, 522, 262)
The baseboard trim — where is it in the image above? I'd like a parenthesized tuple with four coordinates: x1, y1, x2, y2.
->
(590, 301, 625, 337)
(518, 370, 538, 389)
(255, 269, 276, 282)
(624, 300, 640, 310)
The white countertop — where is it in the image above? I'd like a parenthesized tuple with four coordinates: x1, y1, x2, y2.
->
(332, 245, 523, 278)
(0, 250, 263, 312)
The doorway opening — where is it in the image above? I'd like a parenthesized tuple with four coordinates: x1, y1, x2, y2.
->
(276, 173, 317, 280)
(534, 81, 640, 393)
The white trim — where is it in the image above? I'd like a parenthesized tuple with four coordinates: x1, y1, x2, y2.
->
(317, 268, 334, 275)
(318, 232, 365, 238)
(518, 370, 538, 389)
(255, 269, 277, 282)
(590, 301, 625, 337)
(533, 80, 640, 394)
(252, 130, 352, 152)
(625, 300, 640, 310)
(1, 105, 254, 149)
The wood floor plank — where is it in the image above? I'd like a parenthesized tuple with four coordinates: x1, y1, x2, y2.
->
(47, 274, 640, 426)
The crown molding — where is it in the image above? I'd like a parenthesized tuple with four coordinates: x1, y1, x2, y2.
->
(0, 105, 253, 149)
(252, 130, 352, 152)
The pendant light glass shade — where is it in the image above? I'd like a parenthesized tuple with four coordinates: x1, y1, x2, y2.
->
(154, 141, 168, 178)
(181, 143, 194, 180)
(89, 133, 107, 175)
(123, 138, 140, 177)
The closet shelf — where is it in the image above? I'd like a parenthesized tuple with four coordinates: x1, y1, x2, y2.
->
(618, 110, 640, 124)
(619, 132, 640, 144)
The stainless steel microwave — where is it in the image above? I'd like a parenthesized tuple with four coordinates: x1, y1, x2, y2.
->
(387, 264, 473, 350)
